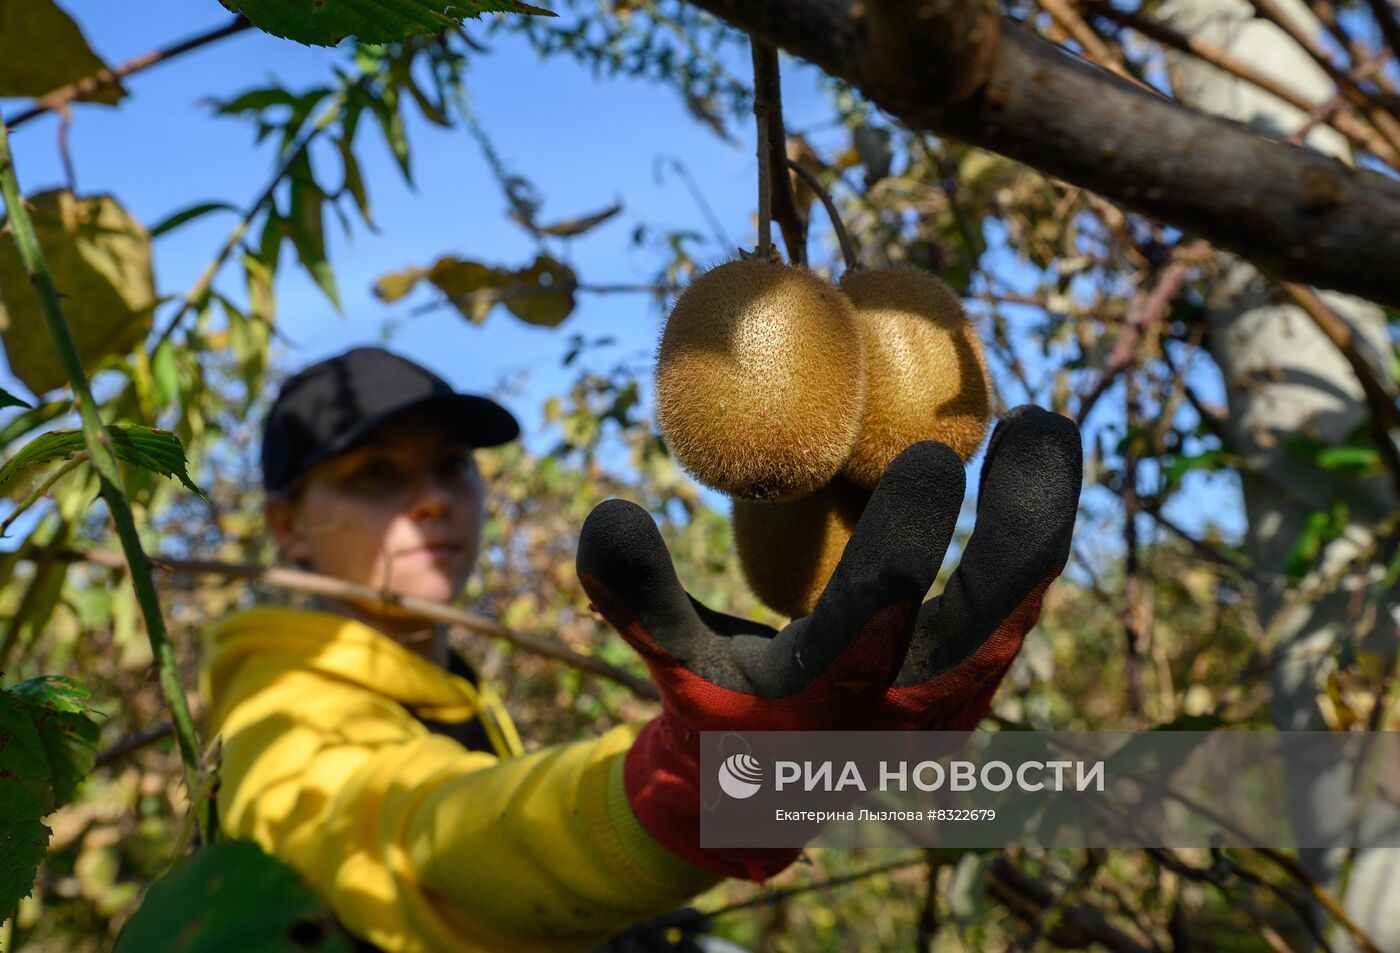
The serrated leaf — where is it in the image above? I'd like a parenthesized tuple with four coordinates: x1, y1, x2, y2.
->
(504, 255, 576, 327)
(150, 202, 238, 238)
(0, 690, 54, 816)
(0, 1, 125, 104)
(0, 386, 31, 410)
(220, 0, 554, 47)
(0, 690, 56, 917)
(113, 840, 352, 952)
(7, 677, 102, 808)
(0, 425, 206, 500)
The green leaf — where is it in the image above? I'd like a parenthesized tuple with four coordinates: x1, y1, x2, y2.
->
(1162, 448, 1244, 493)
(113, 840, 353, 952)
(6, 677, 102, 809)
(151, 340, 181, 410)
(150, 202, 238, 238)
(335, 136, 373, 226)
(0, 1, 125, 104)
(1285, 501, 1349, 579)
(214, 87, 303, 115)
(287, 154, 341, 310)
(0, 386, 32, 410)
(0, 425, 206, 501)
(0, 691, 52, 919)
(0, 400, 68, 448)
(370, 88, 412, 183)
(219, 0, 554, 47)
(1315, 444, 1383, 476)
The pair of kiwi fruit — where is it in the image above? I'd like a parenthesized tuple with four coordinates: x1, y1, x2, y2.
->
(655, 258, 993, 618)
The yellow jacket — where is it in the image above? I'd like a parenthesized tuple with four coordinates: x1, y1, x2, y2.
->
(199, 606, 720, 953)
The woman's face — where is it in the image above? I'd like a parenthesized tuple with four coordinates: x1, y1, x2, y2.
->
(267, 410, 487, 609)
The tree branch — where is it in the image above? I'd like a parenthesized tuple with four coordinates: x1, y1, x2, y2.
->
(680, 0, 1400, 307)
(60, 547, 661, 701)
(6, 17, 253, 131)
(1082, 0, 1399, 165)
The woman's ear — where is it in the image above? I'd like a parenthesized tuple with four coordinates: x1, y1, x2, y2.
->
(265, 494, 310, 564)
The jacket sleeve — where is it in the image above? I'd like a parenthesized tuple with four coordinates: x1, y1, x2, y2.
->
(212, 668, 722, 953)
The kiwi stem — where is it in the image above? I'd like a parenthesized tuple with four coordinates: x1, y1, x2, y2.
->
(788, 157, 861, 273)
(751, 39, 777, 261)
(750, 40, 807, 266)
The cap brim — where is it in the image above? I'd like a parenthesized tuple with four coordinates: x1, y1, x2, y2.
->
(305, 392, 521, 472)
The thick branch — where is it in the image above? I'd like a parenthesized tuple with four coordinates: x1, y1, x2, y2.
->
(683, 0, 1400, 307)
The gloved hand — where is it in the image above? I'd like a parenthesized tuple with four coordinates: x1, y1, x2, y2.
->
(576, 405, 1081, 881)
(871, 405, 1082, 730)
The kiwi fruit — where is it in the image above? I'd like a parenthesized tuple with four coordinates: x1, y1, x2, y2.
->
(732, 476, 871, 618)
(839, 266, 992, 489)
(655, 259, 866, 501)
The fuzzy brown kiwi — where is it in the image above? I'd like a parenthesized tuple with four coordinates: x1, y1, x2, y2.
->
(655, 258, 866, 501)
(732, 476, 871, 618)
(839, 266, 992, 489)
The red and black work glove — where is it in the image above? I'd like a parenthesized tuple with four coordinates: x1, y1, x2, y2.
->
(871, 404, 1082, 730)
(576, 405, 1081, 881)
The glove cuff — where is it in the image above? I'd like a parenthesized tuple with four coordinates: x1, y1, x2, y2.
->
(624, 716, 801, 882)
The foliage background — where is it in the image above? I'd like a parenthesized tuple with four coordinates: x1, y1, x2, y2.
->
(2, 0, 1397, 950)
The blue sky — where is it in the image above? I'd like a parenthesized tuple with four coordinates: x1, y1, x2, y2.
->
(1, 1, 1248, 572)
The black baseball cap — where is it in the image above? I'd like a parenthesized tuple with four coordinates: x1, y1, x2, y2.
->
(260, 346, 520, 493)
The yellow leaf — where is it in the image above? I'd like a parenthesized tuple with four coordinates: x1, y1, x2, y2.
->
(0, 191, 156, 395)
(427, 257, 510, 324)
(0, 1, 126, 103)
(505, 255, 576, 327)
(372, 266, 426, 303)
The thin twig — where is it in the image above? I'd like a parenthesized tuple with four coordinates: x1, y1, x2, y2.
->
(0, 453, 86, 539)
(7, 17, 254, 131)
(61, 548, 661, 701)
(1276, 281, 1400, 502)
(1364, 0, 1400, 80)
(1082, 1, 1400, 167)
(407, 281, 677, 318)
(96, 720, 176, 768)
(988, 856, 1159, 953)
(785, 158, 860, 272)
(750, 39, 776, 260)
(1123, 375, 1148, 720)
(750, 42, 806, 265)
(1248, 0, 1400, 154)
(1075, 251, 1195, 427)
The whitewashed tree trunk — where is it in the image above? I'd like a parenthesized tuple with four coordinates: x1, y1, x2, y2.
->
(1159, 2, 1400, 949)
